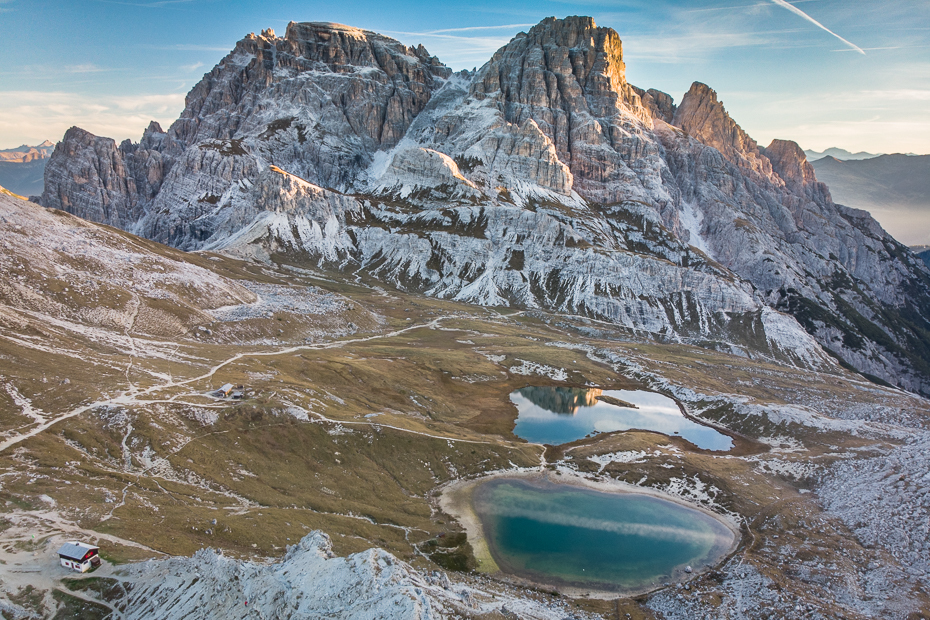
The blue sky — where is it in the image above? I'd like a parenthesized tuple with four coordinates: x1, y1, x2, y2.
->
(0, 0, 927, 154)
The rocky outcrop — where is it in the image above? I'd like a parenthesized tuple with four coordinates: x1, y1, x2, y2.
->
(632, 86, 676, 123)
(457, 16, 664, 205)
(118, 121, 177, 202)
(168, 23, 451, 192)
(40, 127, 143, 228)
(140, 139, 260, 249)
(673, 82, 772, 177)
(114, 531, 567, 620)
(763, 138, 831, 203)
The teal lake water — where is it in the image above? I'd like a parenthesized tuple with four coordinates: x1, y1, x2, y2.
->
(511, 386, 732, 451)
(474, 478, 735, 591)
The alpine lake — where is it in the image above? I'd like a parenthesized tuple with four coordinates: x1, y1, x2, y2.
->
(442, 386, 739, 595)
(511, 385, 733, 451)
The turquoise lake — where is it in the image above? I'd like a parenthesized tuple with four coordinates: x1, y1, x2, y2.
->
(473, 478, 736, 591)
(511, 386, 733, 451)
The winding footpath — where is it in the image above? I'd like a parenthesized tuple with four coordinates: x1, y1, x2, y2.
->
(0, 315, 518, 454)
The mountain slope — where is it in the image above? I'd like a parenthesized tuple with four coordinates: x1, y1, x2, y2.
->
(37, 17, 930, 396)
(0, 191, 257, 339)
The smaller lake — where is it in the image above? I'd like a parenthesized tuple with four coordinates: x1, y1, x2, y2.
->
(472, 477, 736, 592)
(511, 386, 732, 451)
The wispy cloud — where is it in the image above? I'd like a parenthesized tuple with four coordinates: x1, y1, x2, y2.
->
(623, 29, 804, 63)
(180, 61, 204, 72)
(768, 0, 865, 54)
(145, 43, 234, 52)
(0, 91, 186, 148)
(63, 64, 106, 74)
(424, 23, 535, 34)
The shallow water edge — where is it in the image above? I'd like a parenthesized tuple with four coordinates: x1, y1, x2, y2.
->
(439, 470, 741, 598)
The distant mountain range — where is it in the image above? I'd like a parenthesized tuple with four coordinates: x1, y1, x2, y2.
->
(813, 154, 930, 246)
(0, 140, 54, 162)
(0, 140, 54, 197)
(804, 147, 881, 161)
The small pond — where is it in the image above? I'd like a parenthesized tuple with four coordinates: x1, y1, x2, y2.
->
(511, 386, 732, 451)
(472, 477, 736, 592)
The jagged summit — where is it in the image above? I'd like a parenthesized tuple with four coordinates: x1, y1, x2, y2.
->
(763, 138, 830, 201)
(36, 15, 930, 396)
(673, 82, 771, 176)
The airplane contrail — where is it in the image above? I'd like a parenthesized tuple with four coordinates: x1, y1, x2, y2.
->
(769, 0, 866, 54)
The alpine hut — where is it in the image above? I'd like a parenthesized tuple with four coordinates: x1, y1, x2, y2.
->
(58, 541, 101, 572)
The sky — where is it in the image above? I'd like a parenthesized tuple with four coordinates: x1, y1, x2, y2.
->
(0, 0, 928, 154)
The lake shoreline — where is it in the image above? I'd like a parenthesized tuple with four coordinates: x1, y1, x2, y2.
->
(439, 468, 741, 599)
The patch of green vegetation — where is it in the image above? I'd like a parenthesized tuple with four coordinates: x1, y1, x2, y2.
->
(9, 585, 46, 616)
(419, 532, 476, 572)
(51, 589, 111, 620)
(63, 577, 131, 603)
(199, 139, 249, 157)
(259, 117, 295, 140)
(453, 155, 481, 173)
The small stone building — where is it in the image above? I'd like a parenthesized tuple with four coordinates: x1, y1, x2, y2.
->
(58, 541, 101, 572)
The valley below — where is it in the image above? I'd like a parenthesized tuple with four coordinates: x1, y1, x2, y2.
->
(1, 195, 929, 619)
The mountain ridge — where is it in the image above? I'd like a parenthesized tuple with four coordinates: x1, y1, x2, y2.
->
(37, 16, 930, 396)
(0, 140, 54, 196)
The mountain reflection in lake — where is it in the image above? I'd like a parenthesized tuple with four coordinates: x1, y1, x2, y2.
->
(511, 386, 732, 451)
(516, 386, 602, 414)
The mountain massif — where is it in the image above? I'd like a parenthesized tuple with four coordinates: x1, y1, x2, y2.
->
(37, 17, 930, 396)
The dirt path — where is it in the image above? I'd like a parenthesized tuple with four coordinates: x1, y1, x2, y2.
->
(0, 317, 450, 455)
(0, 508, 156, 618)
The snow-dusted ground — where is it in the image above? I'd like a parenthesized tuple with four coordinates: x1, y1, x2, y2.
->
(818, 433, 930, 581)
(209, 281, 348, 322)
(116, 531, 588, 620)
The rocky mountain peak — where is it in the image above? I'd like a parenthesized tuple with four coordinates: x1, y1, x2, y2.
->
(472, 16, 642, 117)
(763, 139, 823, 195)
(459, 15, 657, 203)
(42, 126, 142, 227)
(673, 82, 772, 176)
(280, 21, 450, 80)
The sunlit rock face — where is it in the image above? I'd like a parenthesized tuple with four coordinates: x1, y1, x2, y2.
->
(517, 387, 602, 415)
(38, 17, 930, 396)
(672, 82, 773, 177)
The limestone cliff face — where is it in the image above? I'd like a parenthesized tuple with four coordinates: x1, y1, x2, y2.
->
(673, 82, 772, 177)
(37, 17, 930, 395)
(41, 127, 143, 228)
(763, 139, 830, 203)
(169, 23, 450, 191)
(460, 16, 665, 204)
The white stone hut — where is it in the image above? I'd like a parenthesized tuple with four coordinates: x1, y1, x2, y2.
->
(58, 541, 100, 572)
